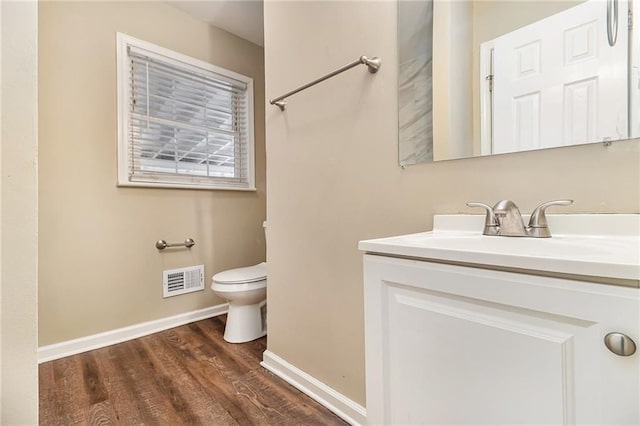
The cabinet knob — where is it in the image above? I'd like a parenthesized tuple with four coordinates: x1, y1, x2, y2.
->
(604, 332, 637, 357)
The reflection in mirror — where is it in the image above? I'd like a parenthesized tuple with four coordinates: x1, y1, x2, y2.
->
(398, 0, 434, 166)
(399, 0, 640, 165)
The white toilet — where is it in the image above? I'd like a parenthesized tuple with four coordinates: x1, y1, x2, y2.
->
(211, 262, 267, 343)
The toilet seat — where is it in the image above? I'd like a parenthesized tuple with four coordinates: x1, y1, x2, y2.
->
(211, 279, 266, 294)
(212, 262, 266, 284)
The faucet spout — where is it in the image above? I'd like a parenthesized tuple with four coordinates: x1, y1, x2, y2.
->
(492, 200, 527, 237)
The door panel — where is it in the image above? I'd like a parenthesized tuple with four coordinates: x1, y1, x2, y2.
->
(514, 92, 541, 150)
(564, 78, 598, 144)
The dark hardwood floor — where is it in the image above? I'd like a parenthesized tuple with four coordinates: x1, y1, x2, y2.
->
(39, 315, 348, 425)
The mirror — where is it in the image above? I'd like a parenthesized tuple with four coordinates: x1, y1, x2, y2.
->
(398, 0, 640, 165)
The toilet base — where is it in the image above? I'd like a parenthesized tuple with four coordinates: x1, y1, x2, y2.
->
(224, 302, 266, 343)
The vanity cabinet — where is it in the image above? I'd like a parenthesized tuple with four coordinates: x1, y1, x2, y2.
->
(363, 254, 640, 425)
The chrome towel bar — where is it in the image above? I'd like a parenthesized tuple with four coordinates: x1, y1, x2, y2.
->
(155, 238, 195, 250)
(269, 55, 382, 111)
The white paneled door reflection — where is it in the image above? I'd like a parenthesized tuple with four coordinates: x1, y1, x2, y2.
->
(482, 0, 629, 154)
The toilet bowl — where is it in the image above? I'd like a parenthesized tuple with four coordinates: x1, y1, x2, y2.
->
(212, 262, 267, 343)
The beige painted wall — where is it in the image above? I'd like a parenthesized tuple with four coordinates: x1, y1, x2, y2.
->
(39, 1, 265, 346)
(472, 0, 584, 45)
(1, 1, 39, 421)
(264, 0, 640, 406)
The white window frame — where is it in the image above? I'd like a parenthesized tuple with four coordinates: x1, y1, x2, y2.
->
(116, 33, 255, 191)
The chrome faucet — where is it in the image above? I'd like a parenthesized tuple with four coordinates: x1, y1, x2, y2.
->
(466, 199, 573, 237)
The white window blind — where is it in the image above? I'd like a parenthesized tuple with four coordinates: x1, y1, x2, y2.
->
(117, 34, 255, 190)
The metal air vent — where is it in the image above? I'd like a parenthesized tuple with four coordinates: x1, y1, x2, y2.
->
(163, 265, 204, 298)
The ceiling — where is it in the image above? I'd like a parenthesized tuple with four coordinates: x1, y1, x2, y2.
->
(169, 1, 264, 47)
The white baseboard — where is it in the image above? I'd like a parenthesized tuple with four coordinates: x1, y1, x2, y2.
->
(261, 350, 367, 426)
(38, 303, 228, 363)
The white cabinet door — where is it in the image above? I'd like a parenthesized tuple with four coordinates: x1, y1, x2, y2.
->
(364, 255, 640, 425)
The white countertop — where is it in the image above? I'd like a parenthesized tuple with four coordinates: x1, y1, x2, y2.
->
(358, 214, 640, 281)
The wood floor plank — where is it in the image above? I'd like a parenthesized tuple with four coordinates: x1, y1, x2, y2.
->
(40, 355, 91, 425)
(80, 352, 109, 405)
(197, 317, 267, 365)
(140, 332, 240, 425)
(101, 340, 185, 425)
(39, 315, 348, 426)
(83, 400, 118, 425)
(38, 362, 56, 423)
(156, 327, 259, 425)
(179, 322, 255, 378)
(239, 367, 348, 425)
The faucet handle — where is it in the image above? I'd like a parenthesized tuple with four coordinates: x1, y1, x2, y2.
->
(466, 202, 499, 235)
(528, 199, 573, 229)
(527, 200, 573, 237)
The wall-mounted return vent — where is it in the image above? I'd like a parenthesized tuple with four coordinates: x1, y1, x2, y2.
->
(163, 265, 205, 298)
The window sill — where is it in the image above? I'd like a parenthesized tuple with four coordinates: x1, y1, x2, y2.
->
(117, 180, 257, 192)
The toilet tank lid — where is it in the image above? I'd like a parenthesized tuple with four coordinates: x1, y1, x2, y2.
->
(212, 262, 267, 284)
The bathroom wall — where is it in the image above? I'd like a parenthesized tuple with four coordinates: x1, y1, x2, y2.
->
(264, 0, 640, 406)
(38, 1, 266, 346)
(1, 1, 39, 421)
(472, 0, 584, 44)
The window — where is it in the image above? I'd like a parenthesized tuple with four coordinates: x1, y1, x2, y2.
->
(116, 33, 255, 190)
